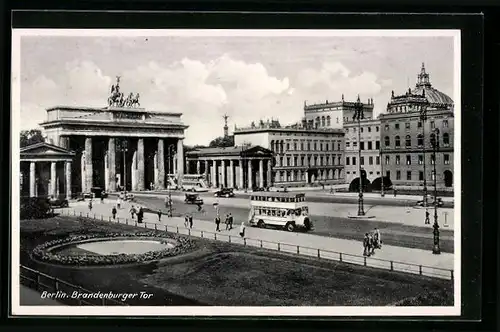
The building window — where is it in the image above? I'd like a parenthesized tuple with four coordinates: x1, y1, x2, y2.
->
(327, 116, 331, 126)
(270, 140, 275, 152)
(444, 154, 450, 165)
(360, 142, 365, 150)
(376, 156, 380, 165)
(430, 121, 435, 129)
(384, 124, 389, 131)
(325, 143, 329, 150)
(384, 136, 390, 147)
(429, 133, 436, 147)
(419, 171, 424, 181)
(300, 142, 304, 150)
(320, 157, 324, 166)
(338, 143, 341, 150)
(353, 142, 358, 148)
(376, 141, 380, 149)
(396, 155, 400, 165)
(406, 155, 411, 165)
(396, 171, 401, 180)
(301, 157, 305, 166)
(385, 155, 390, 165)
(286, 143, 290, 151)
(406, 171, 412, 180)
(386, 170, 390, 179)
(346, 142, 350, 148)
(360, 157, 365, 165)
(405, 135, 411, 147)
(321, 116, 326, 127)
(326, 156, 330, 165)
(307, 142, 310, 150)
(280, 157, 284, 166)
(418, 155, 423, 165)
(395, 136, 401, 147)
(417, 134, 424, 147)
(336, 117, 339, 123)
(361, 127, 364, 133)
(352, 157, 356, 166)
(443, 133, 450, 146)
(418, 121, 422, 128)
(376, 126, 379, 132)
(431, 171, 436, 181)
(431, 154, 435, 165)
(369, 156, 373, 165)
(286, 157, 291, 166)
(294, 142, 297, 150)
(338, 155, 341, 165)
(294, 156, 298, 166)
(443, 119, 449, 128)
(368, 141, 373, 150)
(313, 142, 317, 151)
(395, 123, 400, 130)
(320, 143, 323, 151)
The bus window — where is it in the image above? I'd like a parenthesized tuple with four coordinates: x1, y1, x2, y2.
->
(295, 209, 302, 216)
(267, 210, 272, 216)
(271, 210, 276, 216)
(302, 206, 309, 214)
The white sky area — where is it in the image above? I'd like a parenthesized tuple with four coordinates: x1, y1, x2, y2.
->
(19, 35, 454, 146)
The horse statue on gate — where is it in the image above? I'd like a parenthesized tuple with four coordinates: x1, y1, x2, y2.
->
(130, 93, 140, 108)
(125, 92, 134, 107)
(108, 83, 122, 107)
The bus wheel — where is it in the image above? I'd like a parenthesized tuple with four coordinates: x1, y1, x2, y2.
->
(285, 222, 295, 232)
(257, 220, 265, 228)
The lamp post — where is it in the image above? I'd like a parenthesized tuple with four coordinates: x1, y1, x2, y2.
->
(354, 95, 365, 216)
(431, 128, 441, 254)
(119, 140, 128, 191)
(380, 142, 385, 197)
(420, 102, 430, 223)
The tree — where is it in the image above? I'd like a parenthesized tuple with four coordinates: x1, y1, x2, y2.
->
(20, 129, 44, 148)
(209, 136, 234, 148)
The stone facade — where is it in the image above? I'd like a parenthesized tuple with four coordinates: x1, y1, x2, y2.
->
(234, 125, 345, 187)
(39, 106, 188, 193)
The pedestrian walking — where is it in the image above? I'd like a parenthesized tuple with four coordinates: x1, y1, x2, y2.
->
(88, 199, 93, 211)
(189, 215, 193, 229)
(363, 233, 370, 256)
(164, 196, 169, 208)
(100, 195, 104, 204)
(137, 207, 144, 223)
(215, 216, 221, 232)
(225, 214, 230, 230)
(184, 214, 189, 228)
(130, 205, 136, 219)
(228, 213, 234, 230)
(117, 197, 121, 209)
(239, 222, 246, 238)
(393, 189, 397, 197)
(112, 206, 117, 220)
(425, 210, 430, 224)
(368, 233, 375, 255)
(373, 228, 382, 249)
(157, 210, 162, 222)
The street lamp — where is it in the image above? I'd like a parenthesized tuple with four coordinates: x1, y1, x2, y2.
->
(431, 128, 441, 255)
(119, 140, 128, 191)
(380, 141, 385, 197)
(420, 101, 430, 223)
(354, 95, 365, 216)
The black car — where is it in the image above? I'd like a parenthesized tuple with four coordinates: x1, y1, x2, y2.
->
(184, 193, 204, 205)
(48, 196, 69, 208)
(252, 187, 265, 192)
(91, 187, 108, 198)
(214, 188, 235, 198)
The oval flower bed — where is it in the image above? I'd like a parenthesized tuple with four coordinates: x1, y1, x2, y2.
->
(32, 232, 197, 266)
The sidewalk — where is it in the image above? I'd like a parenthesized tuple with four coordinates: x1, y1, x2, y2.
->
(63, 201, 455, 280)
(19, 286, 63, 306)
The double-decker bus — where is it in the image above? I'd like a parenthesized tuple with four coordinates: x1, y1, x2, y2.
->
(181, 174, 209, 192)
(248, 192, 312, 232)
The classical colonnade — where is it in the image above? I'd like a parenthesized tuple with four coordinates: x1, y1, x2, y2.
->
(75, 135, 184, 193)
(24, 160, 73, 199)
(186, 157, 273, 189)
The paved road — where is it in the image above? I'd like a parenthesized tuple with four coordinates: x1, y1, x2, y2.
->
(133, 190, 455, 208)
(111, 195, 454, 253)
(64, 201, 454, 279)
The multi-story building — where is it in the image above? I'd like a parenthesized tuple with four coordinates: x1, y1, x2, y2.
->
(233, 119, 345, 187)
(379, 63, 454, 189)
(343, 118, 382, 187)
(303, 96, 375, 129)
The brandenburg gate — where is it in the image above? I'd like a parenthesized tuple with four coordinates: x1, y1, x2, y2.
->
(38, 78, 188, 195)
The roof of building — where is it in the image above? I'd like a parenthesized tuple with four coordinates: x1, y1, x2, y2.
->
(20, 142, 75, 160)
(250, 191, 306, 198)
(411, 86, 454, 106)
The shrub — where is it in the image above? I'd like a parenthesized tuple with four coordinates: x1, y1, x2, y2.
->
(21, 197, 52, 219)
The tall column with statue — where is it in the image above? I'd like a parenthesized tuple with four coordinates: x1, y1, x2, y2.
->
(85, 137, 93, 192)
(177, 138, 184, 184)
(137, 138, 145, 191)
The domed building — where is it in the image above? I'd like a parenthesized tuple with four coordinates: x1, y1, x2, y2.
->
(379, 63, 455, 190)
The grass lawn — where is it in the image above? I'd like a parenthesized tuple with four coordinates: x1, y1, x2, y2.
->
(20, 216, 453, 306)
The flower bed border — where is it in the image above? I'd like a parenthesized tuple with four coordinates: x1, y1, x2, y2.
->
(32, 231, 196, 266)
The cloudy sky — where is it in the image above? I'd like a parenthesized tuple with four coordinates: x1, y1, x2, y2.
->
(18, 32, 455, 145)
